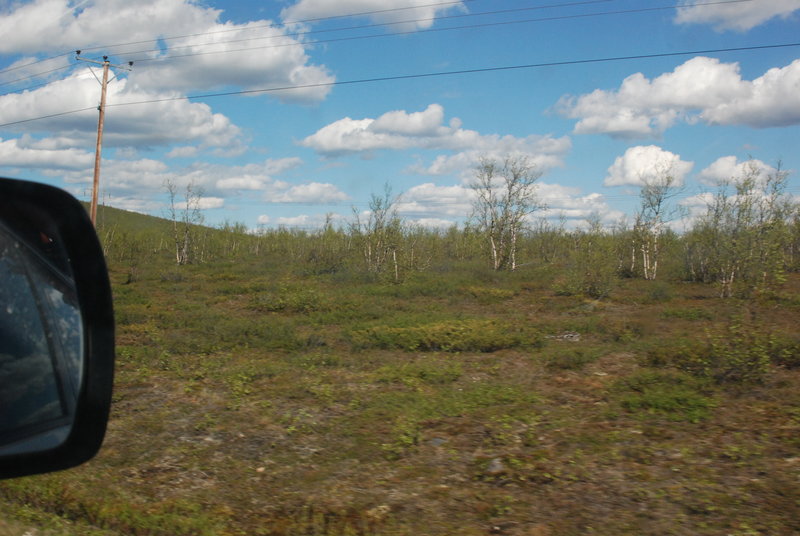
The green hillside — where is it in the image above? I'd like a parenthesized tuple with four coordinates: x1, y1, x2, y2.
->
(93, 203, 174, 235)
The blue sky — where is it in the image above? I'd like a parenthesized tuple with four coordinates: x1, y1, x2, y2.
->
(0, 0, 798, 230)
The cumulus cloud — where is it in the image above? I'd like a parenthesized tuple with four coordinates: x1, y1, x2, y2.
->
(61, 157, 171, 191)
(49, 155, 345, 219)
(675, 0, 800, 31)
(700, 61, 800, 128)
(270, 182, 350, 203)
(129, 21, 334, 104)
(0, 69, 243, 151)
(301, 104, 571, 177)
(537, 184, 622, 223)
(167, 196, 225, 211)
(167, 146, 200, 158)
(393, 180, 621, 228)
(697, 156, 777, 186)
(417, 136, 572, 180)
(556, 57, 800, 138)
(0, 137, 93, 170)
(0, 0, 334, 103)
(397, 183, 473, 218)
(216, 176, 268, 191)
(604, 146, 693, 187)
(0, 0, 219, 54)
(281, 0, 466, 32)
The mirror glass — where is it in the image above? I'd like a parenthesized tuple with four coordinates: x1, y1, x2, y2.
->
(0, 220, 83, 455)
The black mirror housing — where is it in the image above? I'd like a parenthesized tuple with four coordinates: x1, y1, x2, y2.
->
(0, 178, 114, 478)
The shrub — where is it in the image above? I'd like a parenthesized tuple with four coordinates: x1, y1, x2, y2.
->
(348, 319, 541, 352)
(767, 335, 800, 369)
(644, 317, 778, 384)
(661, 307, 713, 321)
(543, 348, 602, 370)
(249, 284, 331, 314)
(614, 370, 715, 423)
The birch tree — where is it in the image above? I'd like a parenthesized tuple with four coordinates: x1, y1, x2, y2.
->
(165, 179, 204, 265)
(470, 155, 543, 271)
(631, 167, 681, 280)
(684, 161, 795, 297)
(350, 185, 403, 277)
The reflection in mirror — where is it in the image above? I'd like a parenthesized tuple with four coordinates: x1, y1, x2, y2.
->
(0, 219, 83, 455)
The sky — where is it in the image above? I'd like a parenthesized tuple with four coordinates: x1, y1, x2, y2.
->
(0, 0, 798, 231)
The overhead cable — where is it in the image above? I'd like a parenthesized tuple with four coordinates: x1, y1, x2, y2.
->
(2, 40, 796, 128)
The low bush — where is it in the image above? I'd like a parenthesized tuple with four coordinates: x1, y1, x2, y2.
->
(661, 307, 713, 321)
(614, 370, 715, 423)
(249, 284, 332, 314)
(643, 317, 783, 384)
(463, 286, 516, 303)
(348, 319, 541, 352)
(543, 348, 603, 370)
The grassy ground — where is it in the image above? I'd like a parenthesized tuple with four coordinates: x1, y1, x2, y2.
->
(2, 250, 799, 535)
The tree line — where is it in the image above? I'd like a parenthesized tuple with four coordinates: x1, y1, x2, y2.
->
(100, 156, 800, 299)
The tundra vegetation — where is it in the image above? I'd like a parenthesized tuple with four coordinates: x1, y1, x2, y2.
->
(1, 160, 799, 536)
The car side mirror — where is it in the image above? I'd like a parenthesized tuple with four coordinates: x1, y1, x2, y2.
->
(0, 178, 114, 479)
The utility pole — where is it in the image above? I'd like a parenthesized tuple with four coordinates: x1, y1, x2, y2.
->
(75, 52, 133, 226)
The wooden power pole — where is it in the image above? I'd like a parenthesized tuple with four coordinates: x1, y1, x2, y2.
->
(75, 52, 132, 226)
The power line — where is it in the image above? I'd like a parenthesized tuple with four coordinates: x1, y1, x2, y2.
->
(0, 52, 72, 76)
(116, 42, 800, 105)
(119, 0, 751, 65)
(0, 64, 73, 89)
(113, 0, 618, 62)
(1, 41, 797, 129)
(0, 0, 751, 76)
(58, 0, 485, 58)
(0, 0, 476, 76)
(0, 106, 96, 127)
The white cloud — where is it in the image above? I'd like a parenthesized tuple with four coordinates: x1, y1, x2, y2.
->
(175, 197, 225, 210)
(393, 180, 622, 227)
(557, 57, 800, 138)
(370, 104, 447, 136)
(216, 176, 268, 190)
(417, 136, 572, 180)
(675, 0, 800, 31)
(700, 60, 800, 128)
(301, 104, 571, 177)
(604, 146, 693, 187)
(167, 146, 200, 158)
(0, 137, 93, 169)
(129, 21, 334, 104)
(537, 184, 625, 225)
(0, 0, 220, 54)
(697, 156, 777, 186)
(274, 214, 316, 227)
(270, 182, 350, 203)
(196, 197, 225, 210)
(0, 54, 70, 86)
(0, 69, 243, 150)
(61, 158, 171, 191)
(265, 157, 303, 175)
(0, 0, 334, 104)
(102, 196, 163, 215)
(407, 217, 455, 229)
(281, 0, 466, 32)
(397, 183, 473, 218)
